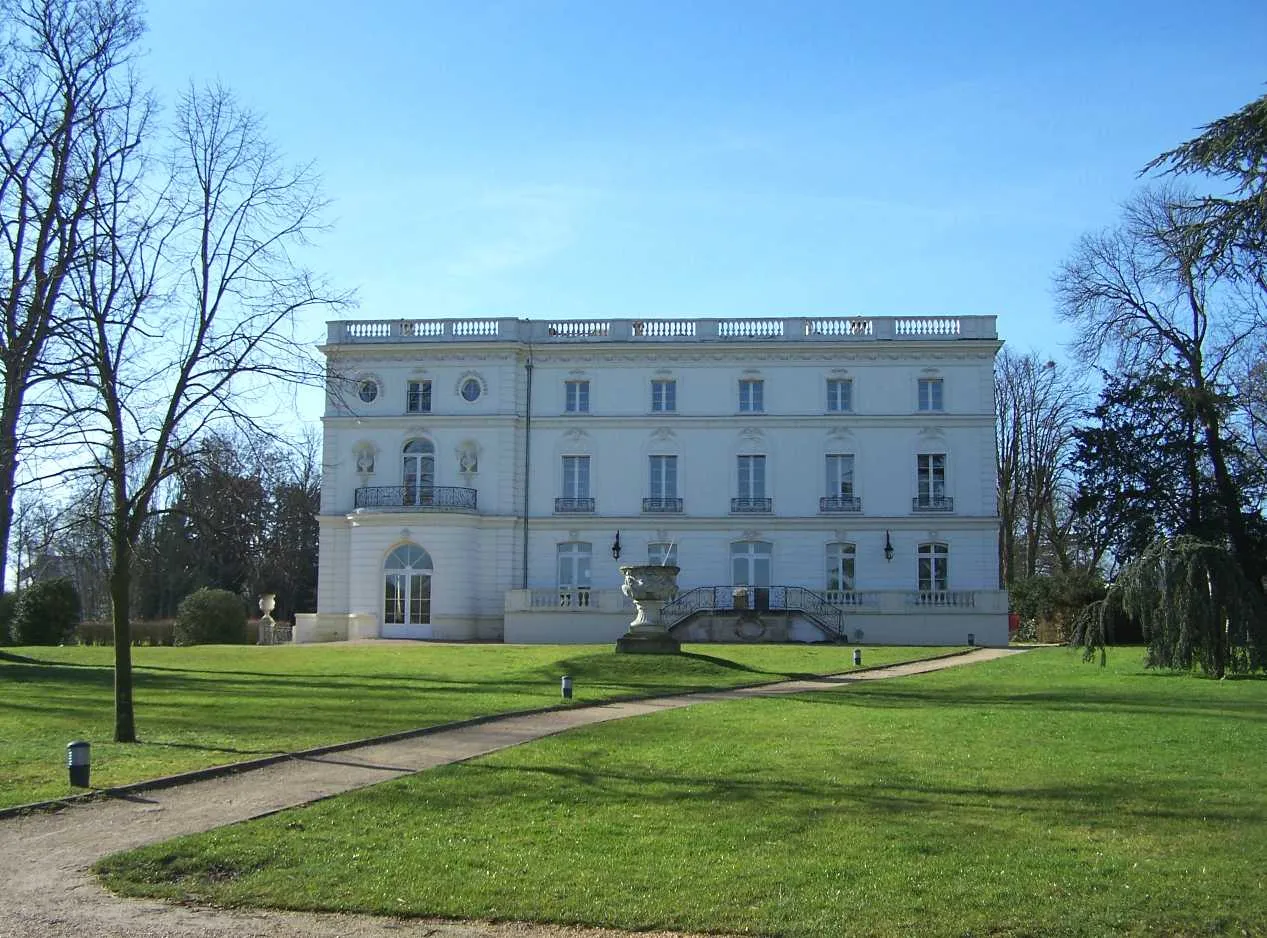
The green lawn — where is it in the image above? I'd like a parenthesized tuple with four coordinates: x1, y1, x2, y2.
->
(0, 641, 940, 810)
(97, 648, 1267, 938)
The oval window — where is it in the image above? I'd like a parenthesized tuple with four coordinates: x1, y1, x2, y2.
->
(461, 378, 482, 402)
(358, 379, 379, 403)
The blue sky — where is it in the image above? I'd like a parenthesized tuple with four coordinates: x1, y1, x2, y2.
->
(142, 0, 1265, 419)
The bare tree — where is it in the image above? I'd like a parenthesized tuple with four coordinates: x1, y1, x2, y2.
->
(994, 349, 1084, 585)
(0, 0, 145, 596)
(61, 84, 349, 742)
(1056, 186, 1266, 589)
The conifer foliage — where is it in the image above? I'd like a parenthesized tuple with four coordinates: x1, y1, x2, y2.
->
(1073, 537, 1267, 678)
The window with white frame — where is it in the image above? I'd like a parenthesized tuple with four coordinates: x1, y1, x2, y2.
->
(916, 453, 947, 508)
(402, 439, 435, 505)
(827, 378, 853, 412)
(918, 542, 949, 594)
(651, 378, 676, 412)
(825, 542, 856, 598)
(737, 455, 766, 499)
(826, 454, 855, 498)
(556, 542, 592, 607)
(648, 541, 678, 566)
(647, 455, 679, 511)
(731, 540, 772, 587)
(406, 379, 432, 414)
(739, 378, 763, 412)
(918, 377, 944, 412)
(565, 379, 590, 413)
(561, 455, 590, 499)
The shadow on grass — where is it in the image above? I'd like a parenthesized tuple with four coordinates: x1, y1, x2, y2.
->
(368, 759, 1262, 827)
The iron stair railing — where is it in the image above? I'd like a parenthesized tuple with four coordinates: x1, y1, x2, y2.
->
(658, 585, 846, 640)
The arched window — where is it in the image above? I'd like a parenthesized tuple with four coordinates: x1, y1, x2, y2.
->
(383, 544, 433, 626)
(730, 540, 772, 587)
(402, 439, 435, 506)
(917, 542, 949, 599)
(825, 542, 856, 603)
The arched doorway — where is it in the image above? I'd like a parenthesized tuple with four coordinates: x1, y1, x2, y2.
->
(383, 543, 433, 639)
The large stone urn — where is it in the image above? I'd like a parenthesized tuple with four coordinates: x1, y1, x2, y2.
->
(615, 564, 681, 654)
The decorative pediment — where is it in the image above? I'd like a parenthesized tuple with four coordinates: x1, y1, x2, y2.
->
(649, 427, 676, 442)
(738, 427, 765, 444)
(561, 428, 590, 442)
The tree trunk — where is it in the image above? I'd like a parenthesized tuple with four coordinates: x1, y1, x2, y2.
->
(110, 532, 136, 743)
(0, 387, 24, 595)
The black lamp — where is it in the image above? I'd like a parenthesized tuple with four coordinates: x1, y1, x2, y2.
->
(611, 530, 622, 560)
(883, 530, 894, 562)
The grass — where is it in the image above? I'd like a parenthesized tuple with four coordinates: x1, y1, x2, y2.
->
(0, 641, 941, 810)
(96, 647, 1267, 938)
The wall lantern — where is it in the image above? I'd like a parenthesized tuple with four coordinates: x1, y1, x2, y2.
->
(611, 530, 622, 561)
(883, 530, 894, 562)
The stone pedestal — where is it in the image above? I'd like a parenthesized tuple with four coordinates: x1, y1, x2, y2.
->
(615, 564, 681, 655)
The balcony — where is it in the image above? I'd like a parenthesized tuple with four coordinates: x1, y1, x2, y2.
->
(912, 495, 954, 512)
(819, 495, 862, 513)
(731, 497, 773, 513)
(642, 497, 684, 513)
(354, 485, 477, 512)
(555, 497, 596, 513)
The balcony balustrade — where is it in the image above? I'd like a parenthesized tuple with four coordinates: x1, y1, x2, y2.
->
(354, 485, 477, 512)
(642, 497, 684, 513)
(730, 497, 773, 513)
(554, 497, 596, 513)
(819, 495, 862, 513)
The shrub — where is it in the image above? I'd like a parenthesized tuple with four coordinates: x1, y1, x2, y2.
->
(174, 588, 247, 646)
(10, 578, 81, 645)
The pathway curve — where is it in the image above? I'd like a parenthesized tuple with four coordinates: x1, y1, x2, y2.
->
(0, 647, 1022, 938)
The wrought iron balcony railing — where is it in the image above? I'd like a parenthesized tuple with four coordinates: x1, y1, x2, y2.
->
(354, 485, 477, 511)
(642, 497, 684, 513)
(819, 495, 862, 512)
(554, 497, 596, 513)
(730, 497, 773, 513)
(912, 495, 954, 512)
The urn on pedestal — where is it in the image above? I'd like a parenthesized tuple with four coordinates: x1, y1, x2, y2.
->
(615, 564, 681, 654)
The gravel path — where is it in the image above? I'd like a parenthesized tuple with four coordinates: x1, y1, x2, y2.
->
(0, 647, 1023, 938)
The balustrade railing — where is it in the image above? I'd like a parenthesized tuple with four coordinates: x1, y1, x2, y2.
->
(554, 497, 596, 513)
(642, 497, 684, 513)
(731, 497, 773, 513)
(912, 495, 954, 512)
(658, 585, 844, 638)
(819, 495, 862, 513)
(354, 485, 478, 511)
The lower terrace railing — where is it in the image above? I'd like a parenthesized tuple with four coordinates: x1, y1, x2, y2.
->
(659, 586, 845, 639)
(355, 485, 477, 511)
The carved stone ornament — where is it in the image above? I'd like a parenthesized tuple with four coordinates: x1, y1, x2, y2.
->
(619, 564, 681, 631)
(739, 427, 764, 443)
(650, 427, 676, 442)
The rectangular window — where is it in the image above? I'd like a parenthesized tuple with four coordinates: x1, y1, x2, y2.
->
(651, 379, 676, 412)
(826, 543, 856, 594)
(406, 380, 432, 414)
(918, 377, 944, 412)
(826, 454, 855, 497)
(739, 378, 763, 412)
(648, 542, 678, 566)
(557, 542, 593, 607)
(649, 455, 678, 498)
(917, 453, 946, 506)
(737, 455, 766, 499)
(565, 380, 590, 413)
(918, 544, 949, 593)
(826, 378, 852, 412)
(562, 455, 590, 498)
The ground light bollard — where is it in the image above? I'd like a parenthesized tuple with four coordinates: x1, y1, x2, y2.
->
(853, 648, 862, 667)
(67, 740, 91, 787)
(561, 675, 573, 699)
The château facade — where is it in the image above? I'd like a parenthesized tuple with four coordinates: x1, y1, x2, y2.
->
(297, 315, 1009, 646)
